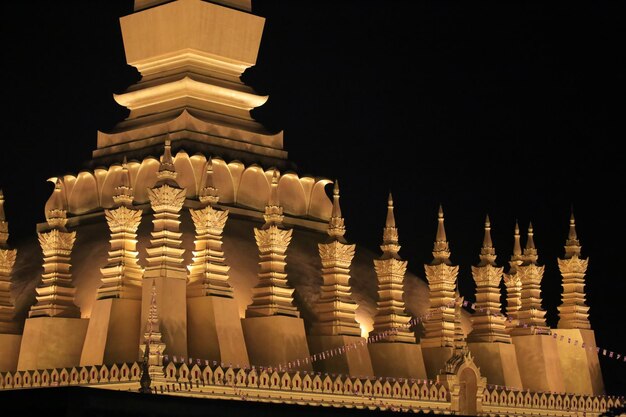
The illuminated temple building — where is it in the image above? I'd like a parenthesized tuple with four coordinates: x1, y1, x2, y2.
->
(0, 1, 622, 415)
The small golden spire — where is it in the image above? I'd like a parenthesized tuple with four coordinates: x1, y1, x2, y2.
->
(156, 139, 177, 181)
(479, 214, 496, 265)
(328, 180, 346, 240)
(380, 192, 400, 258)
(113, 157, 134, 207)
(432, 204, 451, 263)
(522, 222, 538, 264)
(199, 157, 219, 206)
(0, 189, 8, 247)
(385, 192, 396, 229)
(263, 169, 284, 226)
(564, 208, 581, 258)
(46, 179, 68, 229)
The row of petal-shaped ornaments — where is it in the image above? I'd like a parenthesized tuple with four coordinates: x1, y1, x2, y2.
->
(44, 151, 333, 220)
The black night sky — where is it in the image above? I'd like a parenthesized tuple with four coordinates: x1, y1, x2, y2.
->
(1, 1, 624, 395)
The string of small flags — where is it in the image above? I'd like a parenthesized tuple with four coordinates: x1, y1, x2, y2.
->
(159, 296, 624, 400)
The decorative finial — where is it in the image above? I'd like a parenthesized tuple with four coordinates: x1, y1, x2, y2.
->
(0, 189, 8, 247)
(523, 222, 538, 263)
(157, 139, 177, 181)
(432, 204, 450, 262)
(511, 220, 522, 259)
(148, 280, 158, 332)
(46, 179, 68, 229)
(564, 208, 581, 258)
(479, 214, 496, 265)
(380, 192, 400, 258)
(199, 157, 219, 206)
(385, 192, 396, 229)
(328, 180, 346, 239)
(263, 169, 284, 225)
(113, 157, 134, 207)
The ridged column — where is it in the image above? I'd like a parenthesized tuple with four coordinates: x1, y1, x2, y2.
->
(311, 181, 360, 336)
(421, 205, 459, 348)
(246, 170, 298, 317)
(98, 159, 143, 300)
(29, 180, 80, 318)
(188, 158, 232, 298)
(513, 223, 549, 334)
(557, 212, 590, 329)
(371, 193, 414, 343)
(468, 215, 510, 343)
(0, 190, 19, 333)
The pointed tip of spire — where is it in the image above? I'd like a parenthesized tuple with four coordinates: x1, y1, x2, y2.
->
(511, 219, 522, 259)
(333, 179, 340, 195)
(514, 219, 520, 235)
(331, 179, 342, 218)
(485, 214, 490, 227)
(385, 191, 396, 229)
(0, 188, 4, 200)
(438, 203, 444, 219)
(207, 156, 213, 172)
(432, 203, 450, 261)
(0, 188, 5, 223)
(272, 168, 280, 184)
(122, 156, 128, 167)
(565, 206, 581, 257)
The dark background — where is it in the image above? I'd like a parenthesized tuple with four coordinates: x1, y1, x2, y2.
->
(1, 0, 624, 395)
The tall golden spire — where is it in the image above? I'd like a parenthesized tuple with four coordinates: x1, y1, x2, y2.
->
(371, 193, 414, 343)
(247, 169, 298, 317)
(188, 157, 232, 298)
(0, 190, 19, 334)
(422, 204, 459, 348)
(311, 180, 360, 336)
(157, 139, 177, 182)
(30, 180, 80, 318)
(558, 209, 590, 329)
(469, 215, 510, 343)
(513, 222, 548, 334)
(98, 158, 143, 300)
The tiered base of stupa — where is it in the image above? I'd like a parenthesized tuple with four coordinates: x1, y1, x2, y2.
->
(368, 342, 427, 379)
(511, 334, 565, 393)
(308, 335, 374, 377)
(467, 342, 523, 389)
(555, 328, 604, 395)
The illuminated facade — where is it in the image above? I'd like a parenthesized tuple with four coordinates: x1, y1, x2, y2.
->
(0, 1, 621, 415)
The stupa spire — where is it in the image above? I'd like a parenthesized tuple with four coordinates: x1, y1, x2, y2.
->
(504, 221, 522, 327)
(0, 189, 8, 247)
(328, 180, 346, 240)
(311, 181, 359, 336)
(371, 194, 414, 343)
(0, 190, 19, 334)
(246, 169, 298, 317)
(564, 209, 581, 258)
(139, 281, 166, 381)
(262, 169, 284, 226)
(155, 140, 178, 184)
(29, 180, 80, 318)
(188, 158, 233, 298)
(469, 215, 510, 343)
(558, 210, 590, 329)
(422, 205, 459, 348)
(479, 214, 496, 266)
(432, 204, 451, 264)
(513, 222, 548, 334)
(98, 158, 143, 300)
(112, 157, 134, 207)
(46, 179, 68, 229)
(199, 157, 219, 206)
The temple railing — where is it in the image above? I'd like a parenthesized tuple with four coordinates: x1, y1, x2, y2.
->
(1, 362, 622, 416)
